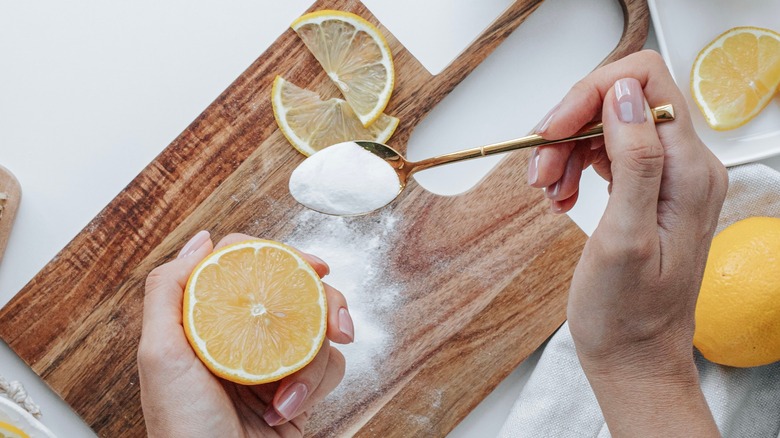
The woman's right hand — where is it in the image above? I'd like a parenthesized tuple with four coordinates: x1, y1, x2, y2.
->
(528, 50, 727, 437)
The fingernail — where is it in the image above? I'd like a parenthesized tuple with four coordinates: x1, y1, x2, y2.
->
(177, 230, 210, 259)
(527, 149, 540, 185)
(546, 181, 560, 199)
(305, 253, 330, 276)
(263, 407, 284, 426)
(613, 78, 646, 124)
(551, 200, 564, 214)
(533, 102, 561, 134)
(275, 382, 308, 420)
(338, 307, 354, 342)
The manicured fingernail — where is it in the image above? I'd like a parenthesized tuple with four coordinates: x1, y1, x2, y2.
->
(546, 181, 560, 199)
(275, 382, 308, 419)
(533, 102, 561, 134)
(527, 149, 540, 185)
(551, 200, 564, 214)
(177, 230, 210, 259)
(614, 78, 646, 124)
(305, 253, 329, 275)
(338, 307, 354, 342)
(263, 407, 284, 426)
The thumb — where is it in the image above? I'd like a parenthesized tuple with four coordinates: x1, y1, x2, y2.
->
(142, 230, 214, 335)
(600, 78, 664, 235)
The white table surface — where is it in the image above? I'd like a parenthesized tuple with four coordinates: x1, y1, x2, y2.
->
(2, 1, 780, 436)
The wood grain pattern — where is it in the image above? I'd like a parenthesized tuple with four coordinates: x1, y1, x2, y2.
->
(0, 165, 21, 265)
(0, 1, 649, 436)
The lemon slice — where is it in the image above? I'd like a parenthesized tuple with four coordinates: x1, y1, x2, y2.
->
(272, 76, 399, 156)
(0, 397, 55, 438)
(184, 239, 327, 384)
(292, 10, 394, 127)
(0, 422, 29, 438)
(691, 26, 780, 130)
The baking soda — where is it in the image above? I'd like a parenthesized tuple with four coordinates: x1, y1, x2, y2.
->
(288, 141, 401, 216)
(285, 208, 402, 402)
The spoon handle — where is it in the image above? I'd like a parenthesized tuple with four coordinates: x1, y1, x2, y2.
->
(410, 104, 675, 174)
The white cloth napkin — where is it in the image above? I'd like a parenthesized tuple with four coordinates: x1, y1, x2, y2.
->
(498, 163, 780, 438)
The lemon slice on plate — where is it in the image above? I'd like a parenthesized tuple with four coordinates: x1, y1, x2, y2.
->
(184, 239, 328, 384)
(272, 76, 399, 156)
(691, 26, 780, 131)
(292, 10, 395, 127)
(0, 421, 29, 438)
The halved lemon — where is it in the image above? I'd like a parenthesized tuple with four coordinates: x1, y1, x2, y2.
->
(292, 10, 394, 127)
(691, 26, 780, 130)
(183, 239, 327, 385)
(272, 76, 399, 156)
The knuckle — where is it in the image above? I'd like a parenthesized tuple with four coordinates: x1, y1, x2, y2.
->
(144, 266, 167, 295)
(619, 143, 664, 179)
(591, 226, 656, 264)
(685, 159, 728, 209)
(637, 49, 665, 67)
(328, 347, 346, 381)
(570, 79, 599, 104)
(624, 236, 657, 262)
(297, 411, 311, 422)
(136, 338, 161, 369)
(712, 161, 729, 201)
(703, 161, 729, 235)
(137, 335, 184, 372)
(615, 236, 656, 263)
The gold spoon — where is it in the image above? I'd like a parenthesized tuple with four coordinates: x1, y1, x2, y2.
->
(290, 104, 674, 216)
(360, 104, 674, 191)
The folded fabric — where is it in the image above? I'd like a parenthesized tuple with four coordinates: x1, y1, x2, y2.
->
(499, 164, 780, 438)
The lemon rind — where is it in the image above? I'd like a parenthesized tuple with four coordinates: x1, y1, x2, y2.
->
(291, 10, 394, 127)
(272, 75, 400, 156)
(183, 239, 327, 385)
(690, 26, 780, 131)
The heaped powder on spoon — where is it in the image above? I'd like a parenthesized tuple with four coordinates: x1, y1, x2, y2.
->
(288, 141, 401, 215)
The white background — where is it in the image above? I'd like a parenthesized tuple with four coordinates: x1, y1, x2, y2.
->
(2, 0, 779, 436)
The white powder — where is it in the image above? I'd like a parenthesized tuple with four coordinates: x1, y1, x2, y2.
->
(284, 209, 403, 410)
(288, 141, 401, 216)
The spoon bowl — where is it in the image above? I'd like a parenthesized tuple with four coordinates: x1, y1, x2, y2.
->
(354, 141, 411, 189)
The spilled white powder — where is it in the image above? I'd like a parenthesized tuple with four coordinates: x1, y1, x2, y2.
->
(285, 209, 403, 410)
(288, 141, 401, 216)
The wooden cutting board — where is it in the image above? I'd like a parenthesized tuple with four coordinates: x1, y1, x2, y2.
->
(0, 1, 649, 436)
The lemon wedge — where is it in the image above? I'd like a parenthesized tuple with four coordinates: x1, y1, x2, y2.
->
(271, 76, 399, 156)
(292, 10, 395, 127)
(691, 26, 780, 130)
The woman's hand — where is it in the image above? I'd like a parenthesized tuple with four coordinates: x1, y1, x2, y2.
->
(138, 231, 354, 437)
(529, 50, 726, 437)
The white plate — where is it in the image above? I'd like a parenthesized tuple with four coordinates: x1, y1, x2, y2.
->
(0, 397, 56, 438)
(648, 0, 780, 167)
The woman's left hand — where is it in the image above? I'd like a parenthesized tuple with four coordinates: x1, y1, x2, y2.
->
(138, 231, 354, 437)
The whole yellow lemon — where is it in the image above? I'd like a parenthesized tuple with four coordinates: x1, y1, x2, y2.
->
(694, 216, 780, 368)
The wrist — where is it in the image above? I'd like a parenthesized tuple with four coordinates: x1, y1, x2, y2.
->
(579, 348, 700, 390)
(574, 326, 699, 384)
(576, 341, 719, 437)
